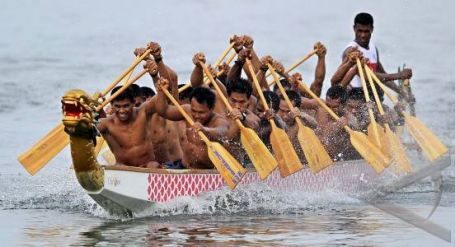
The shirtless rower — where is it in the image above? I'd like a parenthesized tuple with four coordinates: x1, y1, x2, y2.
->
(190, 52, 227, 115)
(96, 68, 167, 168)
(255, 90, 287, 149)
(156, 78, 230, 169)
(224, 78, 261, 164)
(136, 44, 184, 166)
(316, 87, 367, 161)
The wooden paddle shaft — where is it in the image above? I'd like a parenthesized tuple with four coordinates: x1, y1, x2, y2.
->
(297, 80, 340, 121)
(266, 49, 317, 78)
(365, 66, 399, 104)
(178, 44, 235, 94)
(356, 59, 381, 144)
(365, 64, 386, 116)
(247, 59, 270, 112)
(97, 70, 148, 111)
(101, 49, 151, 97)
(200, 62, 233, 111)
(268, 63, 294, 108)
(161, 87, 213, 144)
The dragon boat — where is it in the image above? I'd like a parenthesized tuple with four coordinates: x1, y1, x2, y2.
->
(62, 89, 383, 216)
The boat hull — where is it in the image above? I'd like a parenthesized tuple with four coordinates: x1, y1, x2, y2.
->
(90, 160, 379, 215)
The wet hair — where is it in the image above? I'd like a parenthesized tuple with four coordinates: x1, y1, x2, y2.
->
(326, 85, 347, 103)
(140, 86, 155, 98)
(178, 84, 193, 100)
(189, 87, 216, 109)
(226, 78, 252, 98)
(347, 87, 365, 101)
(273, 78, 291, 93)
(111, 85, 135, 103)
(284, 90, 301, 108)
(129, 84, 141, 98)
(263, 90, 280, 111)
(354, 12, 374, 26)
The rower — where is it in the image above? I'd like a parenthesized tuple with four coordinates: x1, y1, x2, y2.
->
(156, 78, 230, 169)
(254, 90, 286, 150)
(224, 78, 261, 164)
(141, 86, 155, 101)
(331, 12, 413, 97)
(137, 43, 184, 166)
(96, 63, 167, 168)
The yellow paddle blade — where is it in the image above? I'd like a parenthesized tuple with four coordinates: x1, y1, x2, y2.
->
(384, 125, 413, 173)
(347, 128, 388, 173)
(270, 127, 304, 177)
(296, 121, 333, 173)
(239, 126, 278, 180)
(207, 142, 247, 189)
(94, 136, 106, 156)
(404, 113, 448, 161)
(17, 124, 69, 175)
(367, 121, 385, 149)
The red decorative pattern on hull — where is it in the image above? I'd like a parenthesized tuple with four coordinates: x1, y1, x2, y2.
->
(147, 163, 375, 203)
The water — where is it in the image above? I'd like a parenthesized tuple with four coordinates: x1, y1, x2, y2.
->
(1, 0, 455, 245)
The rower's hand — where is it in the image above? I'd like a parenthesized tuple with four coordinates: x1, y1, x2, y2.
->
(206, 64, 217, 79)
(290, 72, 303, 90)
(191, 122, 206, 134)
(237, 48, 252, 63)
(290, 107, 301, 119)
(261, 109, 274, 120)
(217, 62, 231, 76)
(399, 68, 413, 80)
(314, 42, 327, 57)
(134, 47, 151, 61)
(259, 55, 273, 72)
(147, 42, 162, 60)
(291, 72, 303, 83)
(346, 47, 362, 64)
(242, 35, 254, 49)
(157, 77, 169, 92)
(230, 35, 244, 53)
(273, 61, 288, 78)
(227, 108, 242, 121)
(144, 60, 159, 76)
(192, 52, 206, 67)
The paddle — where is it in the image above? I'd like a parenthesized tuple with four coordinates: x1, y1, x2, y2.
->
(268, 63, 333, 173)
(267, 49, 318, 87)
(295, 79, 388, 173)
(17, 50, 151, 175)
(364, 65, 412, 173)
(178, 43, 235, 93)
(160, 86, 246, 189)
(200, 62, 278, 179)
(365, 66, 448, 162)
(355, 58, 386, 150)
(246, 59, 303, 177)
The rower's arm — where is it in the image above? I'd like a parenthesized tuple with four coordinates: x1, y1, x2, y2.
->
(331, 49, 353, 85)
(96, 118, 108, 135)
(340, 66, 358, 88)
(202, 116, 229, 140)
(152, 78, 185, 121)
(226, 120, 241, 140)
(300, 98, 319, 110)
(190, 53, 205, 88)
(316, 108, 345, 138)
(227, 60, 243, 82)
(310, 43, 327, 97)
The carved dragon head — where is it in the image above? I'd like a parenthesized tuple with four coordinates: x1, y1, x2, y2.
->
(61, 89, 100, 134)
